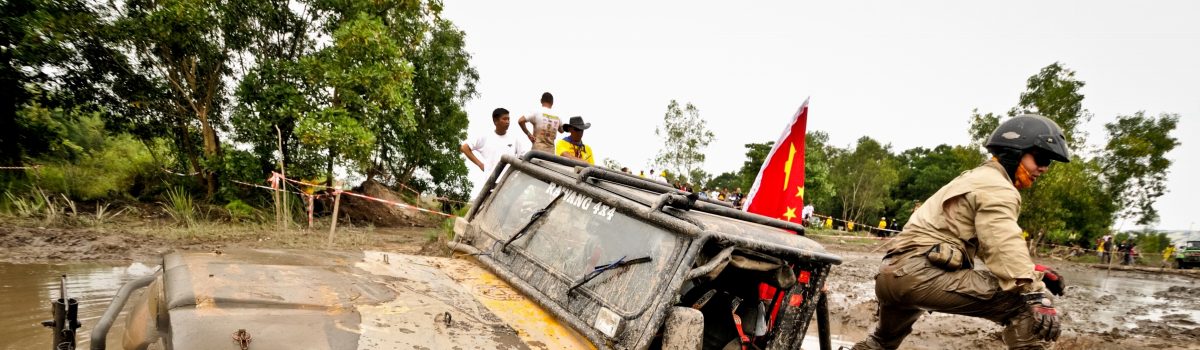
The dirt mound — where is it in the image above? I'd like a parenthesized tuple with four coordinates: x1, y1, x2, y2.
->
(0, 226, 170, 261)
(1154, 286, 1200, 299)
(337, 180, 444, 228)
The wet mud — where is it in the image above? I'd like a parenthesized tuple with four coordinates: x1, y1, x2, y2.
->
(813, 238, 1200, 349)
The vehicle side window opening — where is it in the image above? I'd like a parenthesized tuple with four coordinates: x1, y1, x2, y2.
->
(669, 242, 815, 350)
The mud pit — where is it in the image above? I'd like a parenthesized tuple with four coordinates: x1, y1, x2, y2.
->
(812, 238, 1200, 349)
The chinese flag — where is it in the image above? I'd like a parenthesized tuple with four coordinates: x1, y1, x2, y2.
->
(744, 99, 808, 226)
(746, 99, 810, 319)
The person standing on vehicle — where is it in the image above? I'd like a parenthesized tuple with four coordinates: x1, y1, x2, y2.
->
(460, 108, 528, 172)
(518, 92, 562, 154)
(851, 115, 1069, 350)
(556, 116, 595, 165)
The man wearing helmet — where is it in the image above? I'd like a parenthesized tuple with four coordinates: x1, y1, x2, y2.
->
(851, 115, 1069, 350)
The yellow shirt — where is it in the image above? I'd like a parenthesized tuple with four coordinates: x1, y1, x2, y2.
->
(555, 138, 594, 165)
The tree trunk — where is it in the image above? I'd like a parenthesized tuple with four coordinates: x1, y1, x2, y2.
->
(326, 146, 335, 187)
(197, 108, 220, 198)
(0, 56, 24, 178)
(174, 120, 204, 186)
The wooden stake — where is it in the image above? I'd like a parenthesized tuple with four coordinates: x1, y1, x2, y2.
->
(276, 125, 289, 231)
(307, 194, 314, 230)
(327, 182, 343, 245)
(272, 176, 281, 228)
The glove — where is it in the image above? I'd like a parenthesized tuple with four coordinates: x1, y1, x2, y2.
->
(1034, 264, 1065, 296)
(1023, 293, 1061, 341)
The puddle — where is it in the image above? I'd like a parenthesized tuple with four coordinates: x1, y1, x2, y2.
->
(0, 261, 157, 350)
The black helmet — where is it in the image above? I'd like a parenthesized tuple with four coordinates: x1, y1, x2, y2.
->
(986, 114, 1071, 163)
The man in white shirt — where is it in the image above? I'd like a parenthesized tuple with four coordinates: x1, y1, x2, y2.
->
(518, 92, 563, 154)
(461, 108, 528, 173)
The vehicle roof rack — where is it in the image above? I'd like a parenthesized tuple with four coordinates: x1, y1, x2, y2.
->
(520, 151, 806, 236)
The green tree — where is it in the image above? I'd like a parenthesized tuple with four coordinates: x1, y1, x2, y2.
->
(967, 109, 1000, 150)
(382, 17, 478, 200)
(1101, 112, 1180, 225)
(891, 144, 982, 225)
(113, 0, 273, 197)
(297, 11, 416, 185)
(1021, 157, 1116, 247)
(1011, 62, 1091, 148)
(654, 100, 715, 186)
(1, 0, 137, 180)
(802, 131, 837, 214)
(829, 137, 899, 224)
(707, 172, 740, 192)
(736, 141, 774, 192)
(228, 0, 315, 182)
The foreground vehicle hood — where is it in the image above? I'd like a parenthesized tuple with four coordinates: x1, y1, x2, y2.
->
(135, 249, 591, 350)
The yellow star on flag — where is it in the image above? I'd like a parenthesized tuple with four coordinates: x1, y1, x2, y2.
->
(796, 186, 804, 199)
(783, 207, 797, 221)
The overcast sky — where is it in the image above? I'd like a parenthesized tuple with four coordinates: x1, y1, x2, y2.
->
(443, 1, 1199, 231)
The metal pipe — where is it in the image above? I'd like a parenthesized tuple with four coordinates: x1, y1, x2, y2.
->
(466, 160, 509, 221)
(817, 290, 831, 350)
(688, 198, 806, 235)
(705, 230, 843, 265)
(684, 245, 736, 280)
(576, 166, 733, 208)
(521, 150, 593, 169)
(447, 240, 481, 255)
(91, 275, 157, 350)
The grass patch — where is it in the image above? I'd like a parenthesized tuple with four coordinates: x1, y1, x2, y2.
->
(161, 186, 196, 227)
(433, 205, 472, 242)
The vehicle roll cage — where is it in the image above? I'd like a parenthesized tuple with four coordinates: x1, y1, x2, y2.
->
(455, 151, 842, 350)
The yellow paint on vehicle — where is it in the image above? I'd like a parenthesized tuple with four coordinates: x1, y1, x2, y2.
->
(445, 258, 596, 350)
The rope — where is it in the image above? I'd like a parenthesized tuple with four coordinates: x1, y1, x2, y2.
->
(0, 165, 41, 170)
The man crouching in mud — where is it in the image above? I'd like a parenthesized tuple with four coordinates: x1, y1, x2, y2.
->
(851, 114, 1068, 350)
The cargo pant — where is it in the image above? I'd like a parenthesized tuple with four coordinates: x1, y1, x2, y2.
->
(851, 252, 1048, 350)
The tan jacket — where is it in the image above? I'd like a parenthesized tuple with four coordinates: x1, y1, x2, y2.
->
(889, 160, 1045, 293)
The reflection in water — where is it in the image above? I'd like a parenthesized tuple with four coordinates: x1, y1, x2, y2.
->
(0, 262, 157, 350)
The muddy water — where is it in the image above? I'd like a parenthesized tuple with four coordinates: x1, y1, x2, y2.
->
(0, 262, 157, 350)
(1066, 266, 1200, 330)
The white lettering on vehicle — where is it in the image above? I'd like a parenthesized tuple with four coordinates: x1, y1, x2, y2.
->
(545, 182, 615, 221)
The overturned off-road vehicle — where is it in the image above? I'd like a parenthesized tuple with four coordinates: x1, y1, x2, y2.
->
(448, 151, 843, 349)
(71, 151, 841, 350)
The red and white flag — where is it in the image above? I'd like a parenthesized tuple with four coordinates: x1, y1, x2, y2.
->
(743, 98, 809, 226)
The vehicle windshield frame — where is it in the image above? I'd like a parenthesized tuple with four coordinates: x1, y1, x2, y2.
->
(473, 171, 688, 317)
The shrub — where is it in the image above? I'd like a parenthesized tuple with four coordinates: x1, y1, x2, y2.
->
(225, 199, 261, 223)
(162, 186, 196, 227)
